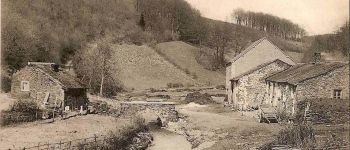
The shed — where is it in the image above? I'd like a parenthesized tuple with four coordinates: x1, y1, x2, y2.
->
(11, 62, 88, 111)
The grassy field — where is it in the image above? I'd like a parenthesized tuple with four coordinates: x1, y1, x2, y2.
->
(108, 44, 199, 90)
(155, 41, 225, 86)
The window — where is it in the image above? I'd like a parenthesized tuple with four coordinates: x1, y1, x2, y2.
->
(333, 89, 342, 99)
(21, 81, 30, 91)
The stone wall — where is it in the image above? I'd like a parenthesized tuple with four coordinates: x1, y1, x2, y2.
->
(296, 65, 349, 101)
(266, 82, 296, 115)
(232, 60, 291, 110)
(11, 66, 65, 108)
(226, 65, 232, 104)
(120, 101, 178, 126)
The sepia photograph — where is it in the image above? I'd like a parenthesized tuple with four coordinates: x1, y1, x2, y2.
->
(0, 0, 349, 149)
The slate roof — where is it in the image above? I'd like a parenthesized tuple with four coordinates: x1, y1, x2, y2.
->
(231, 59, 292, 80)
(31, 64, 85, 89)
(265, 62, 347, 85)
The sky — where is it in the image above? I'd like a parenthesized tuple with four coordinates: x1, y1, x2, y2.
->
(185, 0, 349, 35)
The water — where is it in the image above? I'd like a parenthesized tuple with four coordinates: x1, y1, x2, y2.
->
(147, 129, 192, 150)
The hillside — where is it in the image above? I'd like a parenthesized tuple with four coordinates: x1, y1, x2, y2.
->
(155, 41, 225, 86)
(109, 44, 198, 90)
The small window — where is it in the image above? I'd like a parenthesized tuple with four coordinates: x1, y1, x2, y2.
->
(21, 81, 30, 91)
(333, 89, 342, 99)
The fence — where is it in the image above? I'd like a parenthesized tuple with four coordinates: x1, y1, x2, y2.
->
(19, 134, 109, 150)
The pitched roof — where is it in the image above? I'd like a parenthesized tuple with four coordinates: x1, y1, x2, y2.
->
(30, 64, 85, 89)
(230, 37, 296, 63)
(231, 59, 292, 80)
(231, 38, 266, 62)
(265, 62, 347, 85)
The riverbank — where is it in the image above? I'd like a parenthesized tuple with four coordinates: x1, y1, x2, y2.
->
(164, 103, 284, 150)
(148, 128, 191, 150)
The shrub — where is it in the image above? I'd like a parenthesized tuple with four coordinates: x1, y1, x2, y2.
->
(191, 73, 198, 79)
(77, 116, 150, 150)
(166, 83, 184, 88)
(184, 92, 217, 105)
(0, 99, 42, 126)
(215, 85, 225, 90)
(10, 99, 41, 113)
(184, 69, 190, 75)
(276, 124, 316, 149)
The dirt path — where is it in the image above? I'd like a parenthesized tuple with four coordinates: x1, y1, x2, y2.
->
(0, 93, 15, 112)
(175, 104, 284, 150)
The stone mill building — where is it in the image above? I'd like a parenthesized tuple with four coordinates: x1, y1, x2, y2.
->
(226, 37, 296, 110)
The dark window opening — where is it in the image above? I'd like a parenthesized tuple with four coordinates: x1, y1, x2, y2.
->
(333, 89, 342, 99)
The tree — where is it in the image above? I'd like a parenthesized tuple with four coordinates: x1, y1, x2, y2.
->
(96, 40, 112, 96)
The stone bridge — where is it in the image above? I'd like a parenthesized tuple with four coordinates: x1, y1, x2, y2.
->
(120, 101, 178, 126)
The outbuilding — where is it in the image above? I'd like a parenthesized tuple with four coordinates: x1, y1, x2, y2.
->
(11, 62, 88, 111)
(265, 61, 349, 115)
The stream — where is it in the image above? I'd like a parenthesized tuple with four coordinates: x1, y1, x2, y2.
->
(147, 129, 192, 150)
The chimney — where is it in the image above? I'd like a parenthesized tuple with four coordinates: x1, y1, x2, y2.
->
(312, 52, 321, 64)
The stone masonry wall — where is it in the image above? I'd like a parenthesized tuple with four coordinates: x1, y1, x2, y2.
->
(296, 65, 349, 101)
(120, 102, 178, 126)
(11, 66, 65, 108)
(233, 60, 291, 110)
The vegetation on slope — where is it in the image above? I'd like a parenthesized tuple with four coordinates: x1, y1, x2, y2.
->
(231, 9, 306, 41)
(302, 22, 349, 62)
(2, 0, 346, 96)
(155, 41, 225, 85)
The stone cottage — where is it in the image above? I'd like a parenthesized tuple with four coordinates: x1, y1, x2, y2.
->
(11, 62, 88, 111)
(226, 37, 295, 109)
(265, 61, 349, 115)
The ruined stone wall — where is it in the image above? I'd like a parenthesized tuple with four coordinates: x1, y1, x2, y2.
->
(11, 67, 65, 108)
(296, 66, 349, 101)
(233, 61, 291, 110)
(120, 102, 178, 125)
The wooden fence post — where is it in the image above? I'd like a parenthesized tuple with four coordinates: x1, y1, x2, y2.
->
(68, 141, 72, 149)
(38, 142, 40, 150)
(59, 141, 62, 149)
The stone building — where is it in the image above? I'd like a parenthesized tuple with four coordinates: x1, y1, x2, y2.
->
(265, 62, 349, 115)
(11, 62, 88, 111)
(229, 59, 292, 110)
(226, 37, 295, 109)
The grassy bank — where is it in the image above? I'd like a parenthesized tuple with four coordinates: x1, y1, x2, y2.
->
(76, 117, 152, 150)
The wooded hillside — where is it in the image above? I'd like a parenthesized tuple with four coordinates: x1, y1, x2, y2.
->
(2, 0, 347, 95)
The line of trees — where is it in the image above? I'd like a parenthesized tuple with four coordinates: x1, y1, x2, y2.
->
(302, 21, 349, 62)
(231, 9, 306, 41)
(135, 0, 207, 43)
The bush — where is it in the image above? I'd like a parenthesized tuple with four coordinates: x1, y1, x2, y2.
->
(10, 99, 41, 113)
(259, 124, 316, 149)
(184, 92, 217, 105)
(215, 85, 225, 90)
(0, 99, 42, 126)
(294, 99, 349, 124)
(167, 83, 184, 88)
(276, 124, 316, 148)
(77, 116, 151, 150)
(1, 74, 11, 93)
